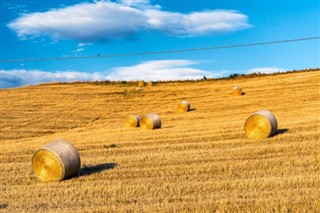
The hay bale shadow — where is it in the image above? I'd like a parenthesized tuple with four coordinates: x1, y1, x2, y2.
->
(79, 163, 118, 177)
(0, 203, 8, 209)
(163, 126, 174, 129)
(241, 92, 246, 96)
(189, 108, 196, 111)
(276, 128, 289, 136)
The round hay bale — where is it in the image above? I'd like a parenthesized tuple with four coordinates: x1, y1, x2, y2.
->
(146, 81, 153, 87)
(177, 100, 191, 112)
(137, 80, 145, 87)
(135, 87, 142, 92)
(233, 86, 242, 96)
(140, 113, 161, 130)
(125, 115, 140, 127)
(32, 140, 81, 182)
(244, 110, 278, 140)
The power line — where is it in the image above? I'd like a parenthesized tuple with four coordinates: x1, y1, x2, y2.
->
(1, 36, 319, 63)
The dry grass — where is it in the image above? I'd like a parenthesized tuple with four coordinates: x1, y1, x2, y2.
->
(0, 70, 319, 212)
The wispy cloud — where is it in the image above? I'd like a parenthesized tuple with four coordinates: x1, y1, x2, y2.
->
(4, 2, 27, 11)
(0, 60, 224, 88)
(73, 42, 92, 53)
(0, 69, 105, 88)
(117, 0, 158, 9)
(106, 60, 221, 81)
(1, 63, 289, 88)
(8, 1, 251, 42)
(73, 48, 84, 52)
(247, 67, 287, 74)
(78, 42, 93, 47)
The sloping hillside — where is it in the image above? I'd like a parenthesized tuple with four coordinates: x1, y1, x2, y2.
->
(0, 70, 319, 212)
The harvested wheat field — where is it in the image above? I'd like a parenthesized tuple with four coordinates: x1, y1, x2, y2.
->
(0, 70, 319, 212)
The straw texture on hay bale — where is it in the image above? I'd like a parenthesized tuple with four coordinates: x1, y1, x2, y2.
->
(146, 81, 153, 87)
(137, 80, 145, 87)
(244, 110, 278, 140)
(125, 115, 140, 127)
(140, 113, 161, 130)
(177, 100, 191, 112)
(135, 87, 142, 91)
(32, 140, 81, 182)
(233, 86, 242, 96)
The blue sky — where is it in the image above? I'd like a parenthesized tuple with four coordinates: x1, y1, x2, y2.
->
(1, 0, 319, 88)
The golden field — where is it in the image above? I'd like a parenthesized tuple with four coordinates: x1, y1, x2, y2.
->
(0, 70, 319, 212)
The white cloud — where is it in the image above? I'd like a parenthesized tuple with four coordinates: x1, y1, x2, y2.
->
(8, 1, 146, 41)
(0, 60, 223, 88)
(8, 1, 251, 41)
(145, 9, 251, 37)
(106, 60, 220, 81)
(73, 48, 84, 52)
(247, 67, 287, 74)
(0, 69, 105, 88)
(78, 42, 93, 47)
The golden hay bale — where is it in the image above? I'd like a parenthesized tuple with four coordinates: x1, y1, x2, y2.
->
(177, 100, 191, 112)
(32, 140, 81, 182)
(140, 113, 161, 130)
(244, 110, 278, 140)
(135, 87, 142, 92)
(146, 81, 153, 87)
(233, 86, 242, 96)
(137, 80, 145, 87)
(125, 115, 140, 127)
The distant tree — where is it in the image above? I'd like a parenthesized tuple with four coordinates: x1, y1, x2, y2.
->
(228, 73, 240, 79)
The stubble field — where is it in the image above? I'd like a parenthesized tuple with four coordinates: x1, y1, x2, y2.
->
(0, 70, 319, 212)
